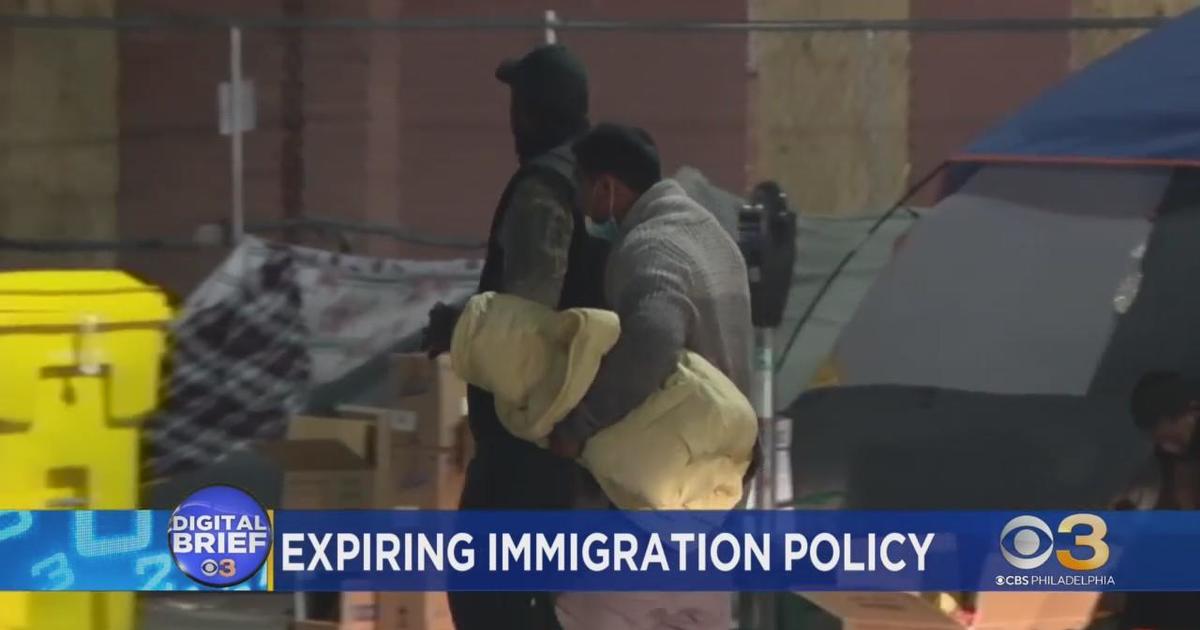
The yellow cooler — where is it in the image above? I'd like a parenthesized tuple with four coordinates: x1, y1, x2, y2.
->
(0, 271, 171, 630)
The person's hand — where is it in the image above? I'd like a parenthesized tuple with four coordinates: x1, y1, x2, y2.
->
(422, 301, 461, 359)
(548, 430, 583, 459)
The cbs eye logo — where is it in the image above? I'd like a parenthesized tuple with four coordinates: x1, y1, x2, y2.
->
(1000, 514, 1109, 571)
(199, 558, 237, 578)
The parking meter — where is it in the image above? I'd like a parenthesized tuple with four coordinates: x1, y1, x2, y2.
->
(736, 182, 796, 630)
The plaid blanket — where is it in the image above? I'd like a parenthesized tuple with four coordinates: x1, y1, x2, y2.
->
(143, 246, 311, 479)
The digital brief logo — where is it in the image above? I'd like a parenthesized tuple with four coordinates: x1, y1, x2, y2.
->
(999, 514, 1109, 571)
(169, 485, 272, 587)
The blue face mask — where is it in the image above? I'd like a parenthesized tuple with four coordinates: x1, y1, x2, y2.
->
(585, 216, 620, 242)
(585, 180, 620, 242)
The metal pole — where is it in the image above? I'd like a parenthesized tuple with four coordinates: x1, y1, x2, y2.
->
(543, 9, 558, 44)
(753, 327, 775, 510)
(293, 593, 307, 622)
(751, 328, 777, 630)
(736, 327, 778, 629)
(0, 13, 1172, 32)
(229, 25, 246, 243)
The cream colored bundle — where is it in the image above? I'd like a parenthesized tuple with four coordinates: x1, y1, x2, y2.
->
(450, 291, 757, 510)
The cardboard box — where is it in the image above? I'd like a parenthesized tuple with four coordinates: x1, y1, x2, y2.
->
(291, 591, 452, 630)
(287, 409, 470, 510)
(388, 447, 466, 510)
(800, 591, 1100, 630)
(289, 592, 375, 630)
(289, 410, 396, 459)
(292, 360, 470, 457)
(257, 440, 373, 510)
(392, 353, 467, 449)
(376, 591, 454, 630)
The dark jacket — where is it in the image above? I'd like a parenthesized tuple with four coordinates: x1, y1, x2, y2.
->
(460, 140, 608, 510)
(1120, 450, 1200, 629)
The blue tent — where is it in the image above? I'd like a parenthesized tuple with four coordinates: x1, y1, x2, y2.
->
(956, 7, 1200, 168)
(786, 12, 1200, 513)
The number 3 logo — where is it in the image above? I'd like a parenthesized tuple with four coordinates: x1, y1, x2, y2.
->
(219, 559, 236, 578)
(32, 553, 75, 590)
(1057, 513, 1110, 571)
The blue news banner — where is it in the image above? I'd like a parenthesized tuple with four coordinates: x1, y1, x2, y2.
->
(3, 508, 1200, 592)
(0, 510, 268, 591)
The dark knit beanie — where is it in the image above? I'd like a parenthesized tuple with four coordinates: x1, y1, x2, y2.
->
(496, 44, 588, 120)
(1130, 371, 1200, 429)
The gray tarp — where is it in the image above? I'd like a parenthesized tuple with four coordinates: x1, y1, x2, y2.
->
(674, 166, 921, 406)
(1091, 196, 1200, 397)
(835, 165, 1158, 395)
(785, 164, 1192, 509)
(771, 212, 917, 406)
(787, 385, 1149, 509)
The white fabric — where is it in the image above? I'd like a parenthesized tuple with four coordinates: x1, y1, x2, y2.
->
(183, 236, 479, 387)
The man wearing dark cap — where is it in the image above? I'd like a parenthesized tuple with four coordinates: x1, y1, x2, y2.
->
(423, 44, 605, 630)
(1122, 371, 1200, 628)
(549, 123, 752, 630)
(1128, 371, 1200, 510)
(1131, 371, 1200, 458)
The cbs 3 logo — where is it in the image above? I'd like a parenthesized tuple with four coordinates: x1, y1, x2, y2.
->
(199, 558, 238, 578)
(999, 514, 1109, 571)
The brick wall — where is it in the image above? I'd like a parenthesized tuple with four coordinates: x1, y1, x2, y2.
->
(6, 2, 1188, 289)
(116, 0, 747, 295)
(118, 0, 293, 295)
